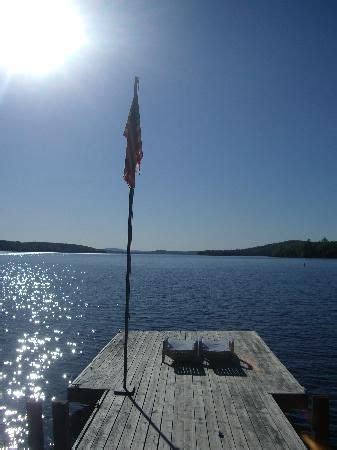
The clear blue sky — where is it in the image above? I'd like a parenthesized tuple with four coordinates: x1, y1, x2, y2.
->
(0, 0, 336, 250)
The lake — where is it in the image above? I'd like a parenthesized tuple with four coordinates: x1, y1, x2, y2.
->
(0, 252, 336, 447)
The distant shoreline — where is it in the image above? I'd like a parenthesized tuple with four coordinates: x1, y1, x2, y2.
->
(0, 240, 104, 254)
(198, 239, 337, 259)
(1, 239, 336, 258)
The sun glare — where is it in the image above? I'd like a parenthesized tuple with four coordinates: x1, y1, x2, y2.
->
(0, 0, 87, 75)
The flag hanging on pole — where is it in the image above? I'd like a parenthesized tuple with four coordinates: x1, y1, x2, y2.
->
(123, 77, 143, 188)
(115, 76, 142, 396)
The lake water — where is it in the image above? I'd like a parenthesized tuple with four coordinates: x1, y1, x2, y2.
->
(0, 252, 336, 447)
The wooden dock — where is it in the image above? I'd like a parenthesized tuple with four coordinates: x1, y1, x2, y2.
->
(68, 330, 306, 449)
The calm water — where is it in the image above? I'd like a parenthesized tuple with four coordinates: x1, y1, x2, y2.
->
(0, 252, 336, 447)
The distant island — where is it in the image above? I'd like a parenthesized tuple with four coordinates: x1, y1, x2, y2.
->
(0, 240, 104, 253)
(198, 239, 337, 258)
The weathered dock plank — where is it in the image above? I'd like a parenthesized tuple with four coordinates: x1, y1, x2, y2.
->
(82, 332, 158, 448)
(69, 330, 306, 449)
(109, 331, 162, 448)
(157, 331, 181, 450)
(142, 350, 170, 449)
(192, 374, 210, 450)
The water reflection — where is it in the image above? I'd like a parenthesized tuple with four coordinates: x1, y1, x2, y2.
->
(1, 253, 337, 447)
(0, 256, 86, 447)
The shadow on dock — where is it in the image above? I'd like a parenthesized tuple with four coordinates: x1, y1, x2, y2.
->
(128, 396, 180, 450)
(210, 356, 253, 377)
(171, 362, 206, 376)
(170, 354, 253, 377)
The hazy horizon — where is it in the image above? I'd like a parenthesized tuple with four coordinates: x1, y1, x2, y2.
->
(1, 236, 335, 253)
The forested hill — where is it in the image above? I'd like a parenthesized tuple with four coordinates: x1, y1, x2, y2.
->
(0, 240, 104, 253)
(198, 240, 337, 258)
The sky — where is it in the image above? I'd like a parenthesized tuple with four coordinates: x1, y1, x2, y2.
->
(0, 0, 336, 251)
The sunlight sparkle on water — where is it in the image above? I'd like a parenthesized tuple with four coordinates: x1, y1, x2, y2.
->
(0, 259, 85, 446)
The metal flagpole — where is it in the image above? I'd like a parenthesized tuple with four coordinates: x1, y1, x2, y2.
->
(114, 77, 142, 396)
(114, 185, 135, 396)
(123, 187, 134, 393)
(114, 188, 135, 396)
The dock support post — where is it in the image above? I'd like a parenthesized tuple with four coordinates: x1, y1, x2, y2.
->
(312, 395, 329, 441)
(26, 399, 44, 450)
(52, 399, 71, 449)
(229, 339, 235, 353)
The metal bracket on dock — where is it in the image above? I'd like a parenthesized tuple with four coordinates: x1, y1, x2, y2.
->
(114, 386, 135, 396)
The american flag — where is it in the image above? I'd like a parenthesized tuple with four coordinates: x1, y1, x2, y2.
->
(123, 77, 143, 188)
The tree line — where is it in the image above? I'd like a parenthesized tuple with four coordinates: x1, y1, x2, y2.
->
(0, 240, 103, 253)
(198, 239, 337, 258)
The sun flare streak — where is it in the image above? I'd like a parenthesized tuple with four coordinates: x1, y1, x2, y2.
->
(0, 0, 87, 75)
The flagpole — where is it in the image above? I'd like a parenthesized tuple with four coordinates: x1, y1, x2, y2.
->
(114, 185, 135, 396)
(115, 77, 141, 396)
(123, 186, 134, 391)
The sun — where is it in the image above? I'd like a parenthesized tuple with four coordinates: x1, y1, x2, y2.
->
(0, 0, 87, 75)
